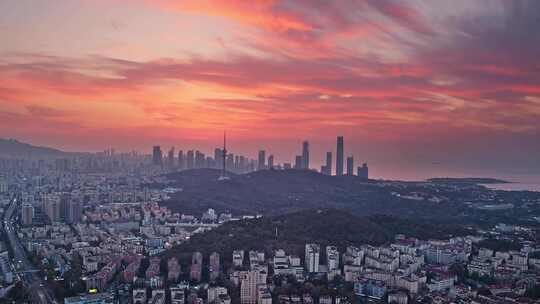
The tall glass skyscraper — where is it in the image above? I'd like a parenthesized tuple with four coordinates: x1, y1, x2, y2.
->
(336, 136, 344, 176)
(302, 141, 310, 169)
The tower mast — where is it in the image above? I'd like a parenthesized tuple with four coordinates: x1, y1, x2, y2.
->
(222, 131, 227, 177)
(219, 131, 229, 180)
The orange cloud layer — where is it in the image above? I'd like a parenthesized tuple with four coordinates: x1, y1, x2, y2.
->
(0, 0, 539, 173)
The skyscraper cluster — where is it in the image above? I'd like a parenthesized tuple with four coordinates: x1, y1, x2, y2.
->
(151, 135, 368, 179)
(293, 141, 311, 170)
(41, 192, 82, 224)
(302, 136, 369, 179)
(152, 145, 258, 174)
(326, 136, 369, 179)
(321, 152, 332, 176)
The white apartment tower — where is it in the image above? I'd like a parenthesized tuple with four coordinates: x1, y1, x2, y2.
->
(240, 270, 267, 304)
(305, 243, 320, 273)
(326, 246, 340, 270)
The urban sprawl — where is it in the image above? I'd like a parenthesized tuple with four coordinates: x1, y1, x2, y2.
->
(0, 138, 539, 304)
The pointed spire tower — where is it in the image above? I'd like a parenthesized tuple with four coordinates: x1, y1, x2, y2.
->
(218, 131, 230, 180)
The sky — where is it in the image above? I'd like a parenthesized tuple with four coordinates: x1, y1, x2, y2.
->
(1, 0, 539, 179)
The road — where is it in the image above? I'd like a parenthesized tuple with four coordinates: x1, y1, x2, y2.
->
(2, 198, 57, 304)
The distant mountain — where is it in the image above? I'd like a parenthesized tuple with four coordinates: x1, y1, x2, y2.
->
(162, 208, 472, 265)
(158, 169, 468, 220)
(0, 138, 69, 158)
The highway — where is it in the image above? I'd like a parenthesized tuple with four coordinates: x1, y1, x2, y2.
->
(3, 198, 57, 304)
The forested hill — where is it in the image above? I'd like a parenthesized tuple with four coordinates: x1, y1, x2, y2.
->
(162, 208, 473, 265)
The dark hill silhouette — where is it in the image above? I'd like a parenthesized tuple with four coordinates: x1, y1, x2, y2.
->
(0, 138, 69, 158)
(159, 168, 466, 220)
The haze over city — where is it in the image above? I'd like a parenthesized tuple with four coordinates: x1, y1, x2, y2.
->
(1, 0, 539, 181)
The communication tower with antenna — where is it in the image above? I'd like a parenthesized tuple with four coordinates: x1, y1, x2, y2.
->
(218, 131, 230, 181)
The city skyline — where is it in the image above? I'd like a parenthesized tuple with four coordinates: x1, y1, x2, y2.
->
(1, 1, 539, 179)
(2, 134, 540, 183)
(150, 135, 368, 177)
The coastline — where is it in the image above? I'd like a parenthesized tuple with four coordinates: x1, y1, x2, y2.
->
(482, 182, 540, 192)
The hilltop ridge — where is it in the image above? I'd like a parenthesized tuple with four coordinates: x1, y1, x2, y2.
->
(0, 138, 69, 158)
(158, 168, 464, 220)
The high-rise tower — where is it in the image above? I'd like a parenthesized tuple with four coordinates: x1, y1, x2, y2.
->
(186, 150, 195, 169)
(22, 203, 34, 226)
(66, 200, 82, 224)
(325, 152, 332, 175)
(267, 155, 274, 169)
(347, 156, 354, 175)
(358, 163, 369, 180)
(294, 155, 302, 169)
(258, 150, 266, 170)
(302, 141, 310, 170)
(152, 146, 163, 166)
(178, 150, 185, 170)
(167, 147, 175, 168)
(305, 243, 320, 273)
(336, 136, 344, 176)
(214, 148, 223, 169)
